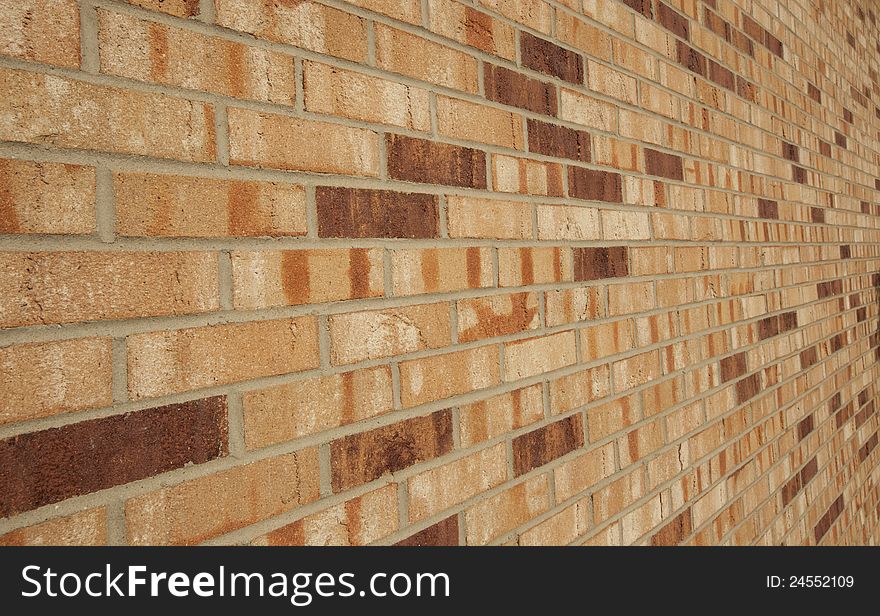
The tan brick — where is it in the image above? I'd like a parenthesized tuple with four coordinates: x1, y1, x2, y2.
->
(581, 320, 636, 362)
(459, 384, 544, 446)
(303, 62, 430, 131)
(554, 442, 616, 500)
(602, 209, 652, 240)
(228, 108, 379, 176)
(0, 338, 112, 426)
(558, 88, 618, 132)
(231, 249, 384, 309)
(407, 443, 507, 521)
(545, 286, 605, 327)
(255, 485, 398, 546)
(588, 60, 638, 104)
(548, 365, 612, 414)
(608, 280, 655, 315)
(0, 158, 95, 235)
(0, 68, 215, 162)
(376, 24, 479, 93)
(537, 204, 601, 240)
(447, 196, 533, 239)
(115, 172, 307, 238)
(0, 251, 218, 328)
(504, 331, 577, 381)
(125, 0, 200, 17)
(0, 0, 80, 68)
(243, 366, 393, 449)
(126, 450, 320, 545)
(465, 475, 550, 544)
(428, 0, 516, 60)
(347, 0, 422, 24)
(498, 247, 571, 287)
(399, 345, 500, 407)
(620, 496, 663, 544)
(437, 95, 524, 150)
(98, 10, 295, 104)
(492, 154, 564, 196)
(127, 317, 319, 399)
(613, 350, 661, 393)
(479, 0, 552, 33)
(587, 396, 639, 441)
(519, 498, 590, 545)
(0, 507, 106, 546)
(593, 468, 645, 523)
(215, 0, 367, 62)
(391, 247, 494, 296)
(329, 303, 450, 365)
(457, 292, 540, 342)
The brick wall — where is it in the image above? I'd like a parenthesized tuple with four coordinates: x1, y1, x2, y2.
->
(0, 0, 878, 546)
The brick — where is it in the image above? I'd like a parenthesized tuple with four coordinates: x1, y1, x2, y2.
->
(498, 246, 571, 286)
(458, 292, 540, 342)
(0, 251, 218, 328)
(549, 366, 612, 415)
(581, 320, 634, 361)
(407, 443, 507, 521)
(568, 168, 623, 202)
(316, 187, 439, 238)
(465, 476, 550, 544)
(126, 449, 320, 545)
(527, 119, 591, 161)
(0, 396, 227, 517)
(347, 0, 421, 23)
(447, 195, 533, 239)
(719, 352, 748, 382)
(330, 410, 453, 491)
(513, 414, 584, 476)
(231, 249, 384, 309)
(492, 154, 564, 196)
(303, 62, 430, 131)
(387, 134, 487, 188)
(676, 40, 706, 76)
(0, 0, 80, 68)
(735, 373, 761, 404)
(0, 507, 106, 546)
(757, 198, 779, 219)
(438, 96, 524, 150)
(0, 158, 95, 235)
(573, 246, 629, 281)
(588, 397, 638, 441)
(504, 331, 577, 381)
(0, 338, 112, 426)
(429, 0, 515, 60)
(479, 0, 553, 33)
(537, 204, 601, 241)
(395, 515, 459, 546)
(243, 366, 394, 449)
(98, 10, 295, 104)
(391, 247, 494, 295)
(115, 173, 307, 238)
(375, 23, 479, 92)
(0, 68, 215, 162)
(559, 89, 618, 132)
(484, 64, 558, 116)
(399, 345, 500, 407)
(459, 384, 544, 446)
(554, 442, 616, 501)
(612, 351, 660, 393)
(127, 317, 319, 399)
(329, 303, 451, 365)
(257, 485, 398, 546)
(215, 0, 367, 61)
(644, 148, 684, 180)
(621, 0, 653, 17)
(602, 209, 651, 240)
(125, 0, 199, 17)
(657, 3, 689, 39)
(228, 108, 379, 176)
(520, 32, 584, 84)
(519, 498, 590, 545)
(651, 508, 693, 545)
(556, 11, 612, 61)
(588, 61, 637, 103)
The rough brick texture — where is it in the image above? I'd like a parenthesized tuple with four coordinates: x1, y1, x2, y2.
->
(0, 0, 879, 548)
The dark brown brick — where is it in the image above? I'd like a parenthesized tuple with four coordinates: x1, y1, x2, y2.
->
(757, 315, 779, 340)
(735, 373, 761, 404)
(484, 64, 557, 116)
(704, 9, 730, 40)
(781, 474, 801, 506)
(840, 245, 851, 259)
(765, 33, 783, 57)
(650, 508, 693, 545)
(644, 148, 684, 180)
(395, 515, 459, 546)
(800, 456, 818, 485)
(757, 198, 778, 219)
(834, 131, 847, 148)
(512, 415, 583, 476)
(797, 414, 814, 441)
(719, 352, 747, 382)
(811, 207, 825, 223)
(707, 61, 735, 90)
(782, 141, 799, 162)
(817, 279, 842, 298)
(0, 396, 228, 517)
(621, 0, 653, 18)
(843, 108, 853, 123)
(778, 311, 798, 333)
(676, 40, 706, 76)
(818, 140, 831, 157)
(859, 388, 870, 407)
(835, 402, 853, 428)
(568, 168, 623, 202)
(330, 410, 453, 491)
(387, 135, 487, 188)
(736, 76, 756, 101)
(316, 187, 439, 239)
(859, 433, 878, 462)
(799, 346, 818, 369)
(792, 165, 807, 184)
(731, 29, 754, 56)
(527, 119, 590, 162)
(741, 15, 763, 43)
(657, 3, 689, 39)
(573, 246, 629, 281)
(520, 32, 584, 84)
(814, 495, 843, 542)
(807, 82, 821, 103)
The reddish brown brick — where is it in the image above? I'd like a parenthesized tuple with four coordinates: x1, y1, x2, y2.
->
(568, 168, 623, 202)
(395, 515, 459, 546)
(657, 3, 690, 39)
(621, 0, 653, 17)
(512, 415, 584, 476)
(797, 414, 814, 441)
(330, 410, 454, 491)
(719, 352, 747, 382)
(707, 61, 735, 91)
(735, 373, 761, 404)
(799, 346, 818, 369)
(644, 149, 684, 180)
(0, 397, 227, 517)
(316, 187, 439, 238)
(484, 64, 558, 116)
(782, 142, 799, 162)
(387, 134, 487, 188)
(650, 508, 693, 545)
(676, 41, 706, 76)
(527, 119, 591, 162)
(758, 199, 779, 219)
(573, 247, 629, 281)
(520, 32, 584, 84)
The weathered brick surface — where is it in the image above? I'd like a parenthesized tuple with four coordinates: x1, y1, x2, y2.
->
(1, 0, 879, 548)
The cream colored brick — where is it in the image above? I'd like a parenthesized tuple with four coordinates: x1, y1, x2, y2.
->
(437, 95, 524, 150)
(399, 345, 500, 407)
(447, 196, 533, 239)
(465, 475, 550, 545)
(537, 204, 601, 240)
(504, 331, 577, 381)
